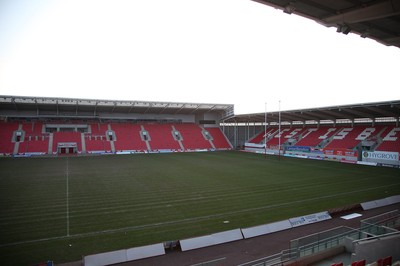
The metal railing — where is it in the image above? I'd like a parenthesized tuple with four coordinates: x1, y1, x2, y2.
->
(237, 249, 297, 266)
(238, 211, 400, 266)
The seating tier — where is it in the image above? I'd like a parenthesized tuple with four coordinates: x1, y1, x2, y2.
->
(143, 124, 181, 150)
(110, 123, 147, 151)
(266, 128, 307, 147)
(376, 126, 400, 152)
(0, 122, 19, 154)
(174, 124, 211, 150)
(296, 127, 339, 147)
(325, 126, 377, 150)
(206, 127, 232, 149)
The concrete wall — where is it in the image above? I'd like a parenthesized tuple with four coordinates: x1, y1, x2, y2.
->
(352, 234, 400, 263)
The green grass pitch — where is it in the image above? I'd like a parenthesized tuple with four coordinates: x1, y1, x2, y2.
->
(0, 151, 399, 265)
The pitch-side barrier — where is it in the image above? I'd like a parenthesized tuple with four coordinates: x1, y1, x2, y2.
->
(180, 229, 243, 251)
(83, 243, 165, 266)
(361, 195, 400, 210)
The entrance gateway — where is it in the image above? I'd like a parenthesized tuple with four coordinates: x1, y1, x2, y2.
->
(57, 142, 77, 154)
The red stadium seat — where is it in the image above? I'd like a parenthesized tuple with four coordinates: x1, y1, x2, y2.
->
(111, 123, 147, 151)
(382, 256, 392, 266)
(173, 123, 212, 150)
(377, 126, 400, 152)
(206, 127, 232, 149)
(143, 124, 181, 151)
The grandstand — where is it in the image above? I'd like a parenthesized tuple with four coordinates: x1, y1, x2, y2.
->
(0, 96, 234, 156)
(1, 97, 399, 162)
(226, 101, 400, 167)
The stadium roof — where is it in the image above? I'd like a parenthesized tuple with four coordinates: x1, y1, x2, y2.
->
(1, 96, 398, 125)
(252, 0, 400, 48)
(224, 100, 400, 124)
(0, 95, 234, 119)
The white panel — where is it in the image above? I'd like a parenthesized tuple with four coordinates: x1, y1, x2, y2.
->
(126, 243, 165, 261)
(341, 213, 362, 220)
(386, 195, 400, 205)
(361, 201, 378, 210)
(180, 235, 214, 251)
(241, 220, 292, 239)
(362, 195, 400, 210)
(180, 229, 243, 251)
(84, 249, 127, 266)
(212, 229, 243, 245)
(267, 220, 292, 233)
(375, 198, 390, 208)
(241, 224, 271, 239)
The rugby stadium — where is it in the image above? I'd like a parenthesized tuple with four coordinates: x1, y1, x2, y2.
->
(1, 0, 400, 265)
(0, 95, 399, 266)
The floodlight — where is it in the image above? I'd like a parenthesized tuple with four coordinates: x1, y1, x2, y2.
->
(360, 29, 370, 38)
(336, 24, 351, 35)
(342, 25, 351, 34)
(283, 2, 296, 14)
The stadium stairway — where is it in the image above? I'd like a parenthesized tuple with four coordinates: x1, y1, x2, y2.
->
(171, 125, 185, 150)
(205, 126, 233, 149)
(173, 123, 212, 150)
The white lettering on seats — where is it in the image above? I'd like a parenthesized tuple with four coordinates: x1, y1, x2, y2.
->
(333, 128, 353, 140)
(285, 128, 302, 139)
(263, 129, 278, 138)
(319, 128, 337, 139)
(301, 128, 317, 140)
(274, 129, 289, 138)
(383, 128, 400, 141)
(356, 128, 376, 140)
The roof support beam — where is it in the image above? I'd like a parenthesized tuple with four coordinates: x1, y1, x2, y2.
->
(160, 103, 170, 114)
(323, 0, 400, 24)
(190, 105, 201, 114)
(56, 99, 59, 116)
(10, 97, 18, 112)
(174, 105, 185, 114)
(365, 105, 399, 118)
(143, 104, 152, 114)
(341, 108, 373, 119)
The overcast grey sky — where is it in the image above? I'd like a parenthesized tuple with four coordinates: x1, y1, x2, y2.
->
(0, 0, 399, 114)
